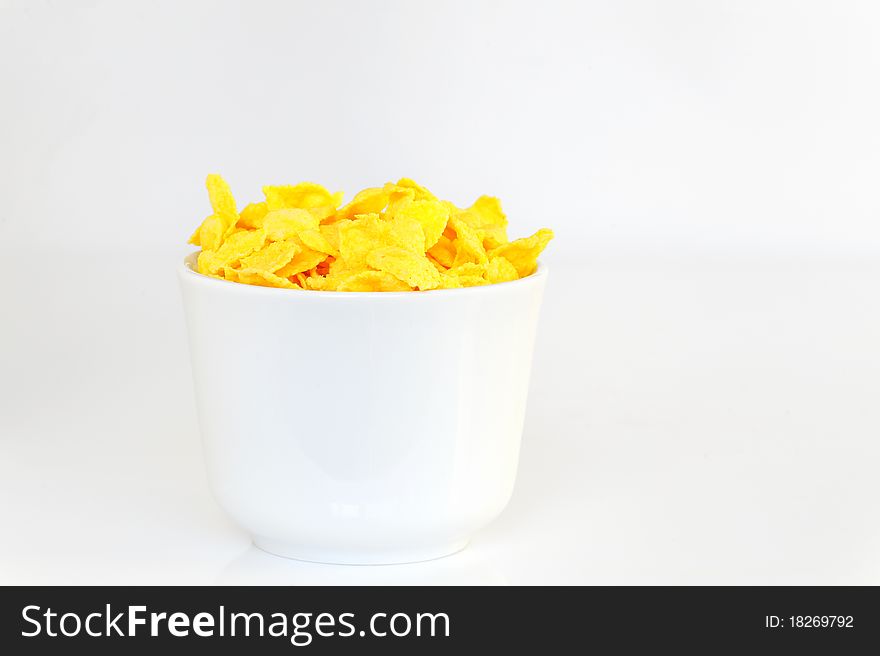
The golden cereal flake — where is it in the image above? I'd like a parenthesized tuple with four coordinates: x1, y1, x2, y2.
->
(485, 256, 519, 283)
(262, 208, 321, 242)
(337, 270, 413, 292)
(394, 199, 450, 251)
(236, 268, 299, 289)
(338, 187, 390, 219)
(300, 228, 339, 257)
(366, 246, 441, 290)
(263, 183, 343, 211)
(427, 234, 456, 268)
(448, 215, 488, 267)
(237, 201, 269, 229)
(275, 249, 327, 278)
(239, 239, 300, 273)
(489, 228, 553, 277)
(206, 174, 237, 217)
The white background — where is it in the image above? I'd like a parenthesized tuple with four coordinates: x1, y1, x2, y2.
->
(1, 0, 879, 584)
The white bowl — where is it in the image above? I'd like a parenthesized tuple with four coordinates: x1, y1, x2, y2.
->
(178, 253, 548, 564)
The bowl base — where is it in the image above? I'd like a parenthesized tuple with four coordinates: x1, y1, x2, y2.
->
(252, 537, 469, 565)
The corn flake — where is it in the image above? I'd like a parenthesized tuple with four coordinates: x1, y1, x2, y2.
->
(238, 201, 269, 229)
(489, 228, 553, 277)
(448, 215, 488, 267)
(485, 256, 519, 284)
(300, 228, 339, 257)
(236, 268, 298, 289)
(338, 187, 390, 219)
(263, 208, 320, 242)
(395, 200, 449, 250)
(275, 249, 327, 278)
(366, 246, 441, 290)
(190, 214, 227, 251)
(337, 270, 412, 292)
(189, 175, 552, 291)
(239, 239, 299, 273)
(263, 183, 343, 211)
(197, 228, 267, 275)
(427, 234, 456, 268)
(207, 173, 237, 217)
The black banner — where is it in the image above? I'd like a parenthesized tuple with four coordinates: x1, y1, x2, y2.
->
(1, 586, 877, 653)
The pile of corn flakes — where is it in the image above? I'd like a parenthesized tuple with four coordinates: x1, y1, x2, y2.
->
(189, 175, 552, 291)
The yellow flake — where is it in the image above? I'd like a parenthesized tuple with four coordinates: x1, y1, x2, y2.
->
(206, 174, 237, 217)
(485, 256, 519, 283)
(239, 239, 300, 273)
(366, 246, 441, 290)
(236, 268, 298, 289)
(263, 183, 343, 211)
(337, 270, 413, 292)
(488, 228, 553, 277)
(275, 249, 327, 278)
(262, 208, 320, 241)
(448, 215, 488, 267)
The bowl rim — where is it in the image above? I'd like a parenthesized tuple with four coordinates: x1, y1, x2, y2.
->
(180, 251, 547, 299)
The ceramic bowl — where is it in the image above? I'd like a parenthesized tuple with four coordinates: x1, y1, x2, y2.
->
(179, 253, 547, 564)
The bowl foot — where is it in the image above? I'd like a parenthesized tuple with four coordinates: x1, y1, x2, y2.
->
(252, 537, 469, 565)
